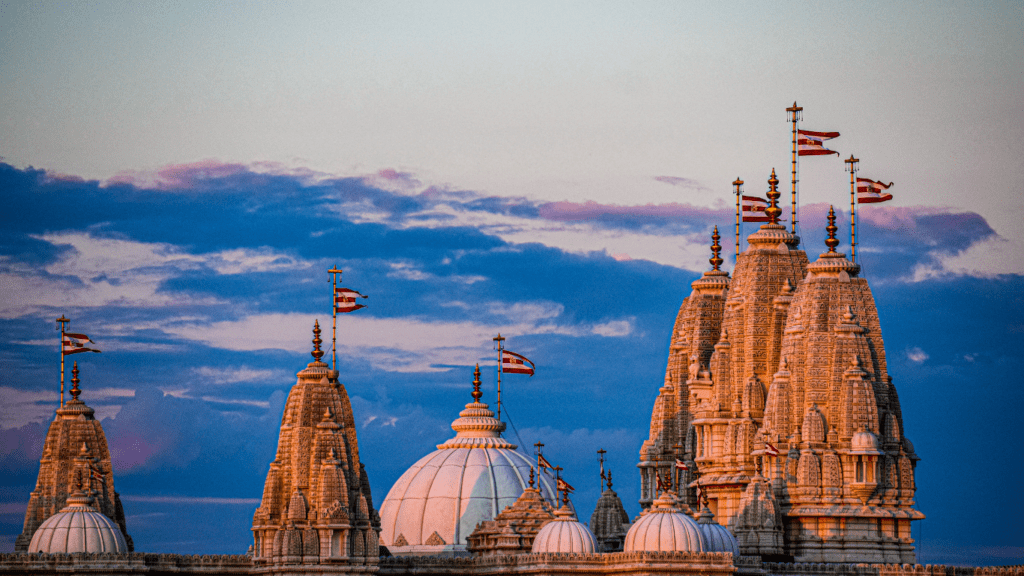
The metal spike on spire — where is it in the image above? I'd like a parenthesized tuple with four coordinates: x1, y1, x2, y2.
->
(765, 169, 782, 224)
(70, 361, 81, 401)
(710, 226, 723, 271)
(825, 206, 840, 253)
(472, 364, 482, 402)
(311, 320, 324, 362)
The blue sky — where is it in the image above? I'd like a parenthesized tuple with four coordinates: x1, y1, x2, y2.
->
(1, 1, 1022, 566)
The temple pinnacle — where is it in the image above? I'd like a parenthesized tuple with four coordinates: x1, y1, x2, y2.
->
(311, 320, 324, 362)
(825, 205, 839, 252)
(607, 470, 613, 490)
(709, 226, 723, 271)
(70, 362, 81, 401)
(472, 364, 482, 402)
(765, 169, 782, 224)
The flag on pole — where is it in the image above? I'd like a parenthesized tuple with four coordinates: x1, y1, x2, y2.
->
(675, 459, 689, 471)
(557, 477, 574, 494)
(335, 287, 368, 313)
(765, 442, 779, 457)
(857, 178, 894, 203)
(798, 129, 840, 156)
(742, 195, 771, 222)
(501, 350, 535, 376)
(538, 454, 554, 471)
(62, 333, 100, 355)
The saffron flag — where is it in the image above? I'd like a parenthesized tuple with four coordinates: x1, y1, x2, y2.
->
(798, 129, 840, 156)
(675, 459, 689, 471)
(742, 195, 771, 222)
(538, 454, 554, 471)
(857, 178, 894, 204)
(62, 333, 100, 355)
(557, 477, 574, 494)
(501, 350, 535, 376)
(765, 442, 779, 457)
(335, 287, 368, 313)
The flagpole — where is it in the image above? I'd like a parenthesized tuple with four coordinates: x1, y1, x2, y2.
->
(493, 333, 505, 421)
(597, 449, 606, 493)
(56, 315, 69, 407)
(786, 102, 803, 235)
(329, 267, 342, 371)
(844, 155, 859, 263)
(733, 178, 743, 262)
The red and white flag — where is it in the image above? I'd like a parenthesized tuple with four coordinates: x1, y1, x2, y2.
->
(765, 442, 779, 457)
(798, 129, 840, 156)
(857, 178, 894, 204)
(742, 195, 771, 222)
(335, 287, 368, 313)
(675, 459, 689, 471)
(501, 350, 535, 376)
(557, 477, 575, 494)
(62, 333, 100, 355)
(538, 454, 554, 471)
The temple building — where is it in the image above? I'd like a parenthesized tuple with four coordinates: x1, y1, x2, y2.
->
(378, 365, 556, 556)
(15, 362, 133, 553)
(639, 174, 923, 563)
(250, 321, 381, 572)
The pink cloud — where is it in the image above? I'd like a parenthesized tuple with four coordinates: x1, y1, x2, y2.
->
(106, 159, 251, 190)
(653, 176, 708, 190)
(537, 200, 725, 222)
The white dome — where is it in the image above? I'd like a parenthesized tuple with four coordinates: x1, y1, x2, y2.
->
(380, 379, 555, 554)
(531, 505, 597, 554)
(850, 427, 882, 454)
(696, 506, 739, 555)
(623, 493, 706, 553)
(28, 493, 128, 554)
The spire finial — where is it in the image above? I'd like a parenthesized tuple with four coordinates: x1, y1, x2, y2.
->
(70, 361, 81, 401)
(562, 489, 569, 507)
(765, 169, 782, 224)
(472, 364, 482, 402)
(529, 466, 535, 488)
(825, 205, 840, 252)
(709, 226, 723, 271)
(607, 470, 613, 490)
(311, 320, 324, 361)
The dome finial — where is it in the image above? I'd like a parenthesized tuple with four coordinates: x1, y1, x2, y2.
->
(70, 361, 82, 401)
(472, 364, 482, 402)
(529, 466, 535, 488)
(311, 320, 324, 362)
(607, 469, 613, 490)
(562, 489, 569, 508)
(825, 205, 840, 252)
(765, 169, 782, 224)
(709, 226, 723, 271)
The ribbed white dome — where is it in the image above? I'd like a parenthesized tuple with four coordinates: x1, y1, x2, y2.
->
(696, 506, 739, 555)
(380, 379, 555, 554)
(623, 493, 706, 553)
(850, 427, 882, 454)
(531, 505, 597, 554)
(28, 493, 128, 554)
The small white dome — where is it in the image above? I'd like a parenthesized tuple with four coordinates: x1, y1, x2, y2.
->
(380, 374, 555, 554)
(696, 506, 739, 555)
(28, 493, 128, 554)
(531, 505, 597, 554)
(850, 427, 881, 455)
(623, 493, 706, 553)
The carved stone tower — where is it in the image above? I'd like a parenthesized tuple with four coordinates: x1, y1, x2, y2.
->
(251, 321, 380, 573)
(758, 206, 923, 562)
(16, 361, 133, 552)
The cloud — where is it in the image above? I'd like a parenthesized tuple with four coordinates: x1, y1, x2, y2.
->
(192, 366, 289, 385)
(0, 386, 131, 429)
(906, 347, 929, 364)
(653, 176, 708, 190)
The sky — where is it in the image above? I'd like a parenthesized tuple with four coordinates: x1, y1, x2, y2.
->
(1, 0, 1022, 567)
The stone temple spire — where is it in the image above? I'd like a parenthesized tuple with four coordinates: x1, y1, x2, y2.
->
(252, 321, 380, 568)
(757, 211, 922, 562)
(16, 362, 133, 552)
